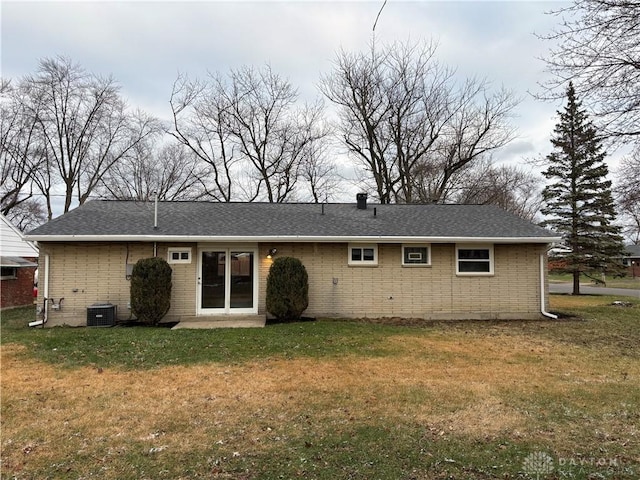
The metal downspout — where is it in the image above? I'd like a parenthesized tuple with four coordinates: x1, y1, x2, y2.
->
(29, 254, 50, 327)
(540, 253, 558, 319)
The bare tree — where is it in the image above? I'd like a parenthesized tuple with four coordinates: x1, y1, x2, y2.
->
(0, 80, 47, 222)
(171, 65, 329, 202)
(77, 108, 162, 206)
(170, 74, 236, 201)
(3, 199, 46, 232)
(615, 147, 640, 243)
(98, 140, 206, 202)
(321, 44, 395, 203)
(411, 82, 519, 204)
(220, 66, 328, 202)
(321, 40, 518, 204)
(18, 56, 160, 217)
(539, 0, 640, 141)
(450, 158, 543, 221)
(298, 131, 338, 203)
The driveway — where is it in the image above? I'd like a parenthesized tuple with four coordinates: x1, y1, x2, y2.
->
(549, 282, 640, 298)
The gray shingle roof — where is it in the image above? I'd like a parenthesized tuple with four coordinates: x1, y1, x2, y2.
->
(26, 200, 558, 242)
(623, 244, 640, 257)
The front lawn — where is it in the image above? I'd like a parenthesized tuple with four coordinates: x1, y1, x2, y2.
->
(1, 296, 638, 479)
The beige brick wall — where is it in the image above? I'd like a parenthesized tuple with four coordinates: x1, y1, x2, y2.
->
(162, 245, 198, 319)
(38, 241, 548, 326)
(259, 243, 548, 320)
(37, 242, 196, 326)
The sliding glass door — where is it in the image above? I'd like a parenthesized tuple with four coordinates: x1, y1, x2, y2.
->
(199, 248, 257, 314)
(201, 251, 226, 309)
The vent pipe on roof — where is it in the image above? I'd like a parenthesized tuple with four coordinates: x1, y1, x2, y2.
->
(153, 191, 158, 230)
(356, 193, 368, 210)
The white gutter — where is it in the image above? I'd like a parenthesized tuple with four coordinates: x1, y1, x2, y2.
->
(25, 234, 562, 244)
(540, 253, 558, 319)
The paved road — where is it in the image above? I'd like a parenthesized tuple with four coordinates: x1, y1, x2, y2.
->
(549, 282, 640, 298)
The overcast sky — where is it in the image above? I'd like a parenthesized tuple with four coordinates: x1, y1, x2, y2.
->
(2, 0, 579, 204)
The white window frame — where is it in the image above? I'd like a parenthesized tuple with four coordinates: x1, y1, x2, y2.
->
(167, 247, 192, 264)
(402, 244, 431, 266)
(348, 244, 378, 266)
(456, 244, 494, 276)
(196, 244, 259, 315)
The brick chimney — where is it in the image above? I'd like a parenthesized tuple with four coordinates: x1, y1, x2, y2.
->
(356, 193, 368, 210)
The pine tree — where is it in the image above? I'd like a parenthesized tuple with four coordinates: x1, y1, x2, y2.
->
(542, 82, 625, 295)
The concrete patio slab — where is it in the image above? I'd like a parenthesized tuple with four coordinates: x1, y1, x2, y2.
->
(171, 315, 267, 329)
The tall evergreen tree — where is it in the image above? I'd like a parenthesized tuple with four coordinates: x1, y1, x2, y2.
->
(542, 83, 625, 295)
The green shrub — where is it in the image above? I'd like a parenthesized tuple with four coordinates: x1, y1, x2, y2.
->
(266, 256, 309, 321)
(130, 257, 172, 325)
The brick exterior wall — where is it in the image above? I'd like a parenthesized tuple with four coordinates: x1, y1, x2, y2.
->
(37, 243, 196, 326)
(258, 243, 547, 320)
(0, 258, 37, 309)
(37, 241, 549, 326)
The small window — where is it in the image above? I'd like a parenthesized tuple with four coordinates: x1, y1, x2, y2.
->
(456, 244, 494, 275)
(348, 244, 378, 266)
(402, 245, 431, 266)
(1, 266, 18, 280)
(167, 248, 192, 264)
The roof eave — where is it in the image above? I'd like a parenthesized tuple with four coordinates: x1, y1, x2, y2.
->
(0, 256, 38, 267)
(25, 234, 562, 244)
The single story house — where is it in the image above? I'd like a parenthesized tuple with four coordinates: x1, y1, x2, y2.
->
(1, 214, 39, 309)
(621, 244, 640, 277)
(25, 197, 560, 327)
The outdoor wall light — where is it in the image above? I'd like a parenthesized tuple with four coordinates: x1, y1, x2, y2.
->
(267, 248, 278, 259)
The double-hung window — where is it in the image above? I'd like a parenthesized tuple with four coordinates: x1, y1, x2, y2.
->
(456, 244, 494, 275)
(348, 244, 378, 266)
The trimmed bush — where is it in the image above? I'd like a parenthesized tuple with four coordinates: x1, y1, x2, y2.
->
(266, 256, 309, 321)
(130, 257, 172, 325)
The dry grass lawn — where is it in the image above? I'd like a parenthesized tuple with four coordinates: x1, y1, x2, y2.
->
(1, 295, 639, 479)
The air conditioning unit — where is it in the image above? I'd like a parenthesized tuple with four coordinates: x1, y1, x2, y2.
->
(87, 303, 117, 327)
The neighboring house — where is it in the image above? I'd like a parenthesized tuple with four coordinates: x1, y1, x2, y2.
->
(25, 197, 560, 327)
(1, 214, 39, 309)
(621, 245, 640, 278)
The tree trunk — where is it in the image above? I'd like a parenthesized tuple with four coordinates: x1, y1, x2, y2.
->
(572, 270, 581, 295)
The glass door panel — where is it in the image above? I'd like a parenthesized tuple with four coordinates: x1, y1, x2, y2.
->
(230, 252, 254, 309)
(201, 251, 225, 309)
